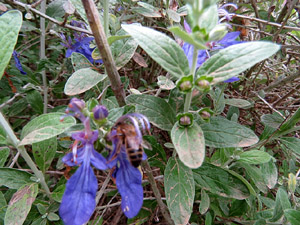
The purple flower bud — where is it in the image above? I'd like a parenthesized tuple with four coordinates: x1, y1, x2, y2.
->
(70, 98, 85, 111)
(93, 105, 108, 120)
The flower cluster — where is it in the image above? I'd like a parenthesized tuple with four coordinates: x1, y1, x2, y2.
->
(59, 98, 150, 224)
(60, 20, 102, 64)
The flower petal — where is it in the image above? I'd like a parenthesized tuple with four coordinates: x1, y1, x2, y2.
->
(62, 147, 85, 166)
(224, 76, 240, 83)
(59, 162, 97, 225)
(116, 153, 143, 218)
(91, 147, 108, 170)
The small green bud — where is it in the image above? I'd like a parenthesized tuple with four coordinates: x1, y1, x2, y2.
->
(288, 173, 297, 193)
(180, 81, 193, 91)
(196, 79, 211, 92)
(177, 112, 194, 127)
(200, 111, 211, 119)
(208, 24, 228, 42)
(180, 116, 191, 126)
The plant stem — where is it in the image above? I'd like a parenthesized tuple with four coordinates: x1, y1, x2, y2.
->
(183, 47, 198, 113)
(40, 0, 47, 113)
(81, 0, 126, 107)
(142, 160, 174, 225)
(0, 112, 51, 197)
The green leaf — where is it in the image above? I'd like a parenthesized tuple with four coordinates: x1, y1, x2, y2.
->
(108, 35, 131, 45)
(19, 113, 76, 146)
(111, 29, 138, 70)
(26, 90, 44, 114)
(278, 107, 300, 134)
(200, 117, 259, 148)
(279, 137, 300, 155)
(226, 169, 256, 196)
(261, 160, 277, 189)
(0, 147, 9, 167)
(69, 0, 88, 24)
(132, 2, 162, 17)
(169, 26, 206, 49)
(64, 68, 107, 96)
(4, 183, 38, 225)
(261, 113, 284, 129)
(199, 189, 210, 214)
(241, 163, 268, 193)
(0, 168, 32, 189)
(46, 0, 66, 20)
(167, 9, 181, 23)
(47, 212, 60, 221)
(224, 98, 251, 108)
(122, 24, 190, 78)
(270, 189, 284, 222)
(238, 150, 272, 164)
(277, 187, 291, 210)
(126, 94, 176, 131)
(284, 209, 300, 225)
(193, 163, 250, 199)
(196, 42, 280, 84)
(71, 52, 92, 71)
(0, 10, 23, 80)
(171, 122, 205, 168)
(157, 75, 176, 90)
(164, 157, 195, 225)
(32, 137, 57, 174)
(0, 191, 7, 222)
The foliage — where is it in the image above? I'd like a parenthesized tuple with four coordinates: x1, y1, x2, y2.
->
(0, 0, 300, 224)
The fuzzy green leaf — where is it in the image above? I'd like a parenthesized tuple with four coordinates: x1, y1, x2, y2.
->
(165, 157, 195, 225)
(171, 122, 205, 168)
(0, 10, 23, 79)
(122, 24, 190, 78)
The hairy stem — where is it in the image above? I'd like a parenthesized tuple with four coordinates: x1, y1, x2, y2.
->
(81, 0, 126, 107)
(0, 112, 51, 196)
(183, 47, 198, 113)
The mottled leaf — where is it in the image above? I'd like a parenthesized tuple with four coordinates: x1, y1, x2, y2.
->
(165, 157, 194, 225)
(0, 10, 23, 79)
(0, 147, 9, 167)
(284, 209, 300, 225)
(261, 160, 277, 189)
(64, 68, 107, 96)
(261, 113, 284, 129)
(19, 113, 76, 146)
(4, 183, 38, 225)
(193, 163, 250, 199)
(71, 52, 92, 71)
(199, 189, 210, 214)
(0, 168, 32, 189)
(32, 137, 57, 174)
(126, 94, 176, 131)
(132, 2, 162, 17)
(157, 76, 175, 90)
(196, 42, 280, 84)
(241, 163, 268, 193)
(279, 137, 300, 155)
(122, 24, 190, 78)
(69, 0, 88, 24)
(225, 98, 251, 108)
(111, 29, 138, 70)
(201, 117, 259, 148)
(238, 150, 272, 164)
(171, 122, 205, 168)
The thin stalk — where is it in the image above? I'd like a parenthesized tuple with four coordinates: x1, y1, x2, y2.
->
(142, 160, 174, 225)
(0, 112, 51, 196)
(40, 0, 47, 113)
(183, 47, 198, 113)
(103, 0, 109, 36)
(81, 0, 126, 107)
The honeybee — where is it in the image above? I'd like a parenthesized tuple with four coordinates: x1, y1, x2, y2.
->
(111, 122, 144, 167)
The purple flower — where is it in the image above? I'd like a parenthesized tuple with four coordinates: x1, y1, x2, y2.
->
(60, 21, 102, 64)
(59, 99, 108, 225)
(12, 51, 26, 75)
(106, 113, 150, 218)
(93, 105, 109, 120)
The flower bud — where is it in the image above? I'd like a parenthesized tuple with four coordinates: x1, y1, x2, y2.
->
(93, 105, 108, 120)
(198, 108, 214, 121)
(200, 111, 211, 120)
(195, 77, 212, 92)
(69, 98, 85, 111)
(176, 75, 194, 93)
(288, 173, 297, 193)
(177, 113, 194, 127)
(208, 24, 227, 42)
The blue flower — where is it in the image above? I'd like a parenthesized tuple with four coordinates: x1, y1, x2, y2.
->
(60, 21, 102, 64)
(59, 98, 108, 225)
(12, 51, 26, 75)
(106, 113, 150, 218)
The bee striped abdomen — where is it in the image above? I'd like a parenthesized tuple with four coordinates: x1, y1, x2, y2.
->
(127, 148, 143, 167)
